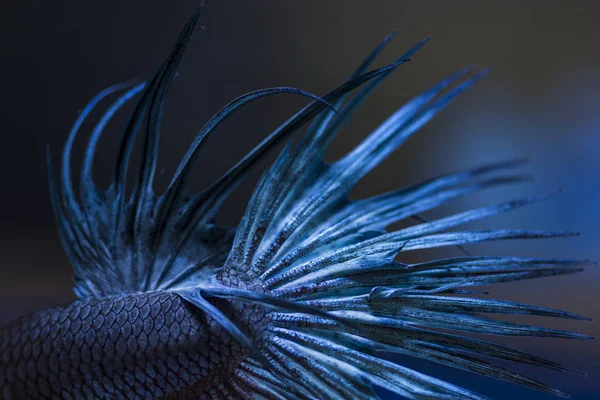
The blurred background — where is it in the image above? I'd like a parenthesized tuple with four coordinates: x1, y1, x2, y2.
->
(0, 0, 598, 398)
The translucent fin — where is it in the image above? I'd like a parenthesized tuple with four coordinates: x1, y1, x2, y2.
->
(49, 4, 592, 398)
(206, 29, 591, 400)
(49, 5, 356, 298)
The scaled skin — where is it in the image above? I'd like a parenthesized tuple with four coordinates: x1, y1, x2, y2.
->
(0, 272, 270, 399)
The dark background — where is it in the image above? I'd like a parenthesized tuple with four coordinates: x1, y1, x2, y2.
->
(0, 1, 598, 398)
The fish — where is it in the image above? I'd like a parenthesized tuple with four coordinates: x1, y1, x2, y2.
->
(0, 2, 593, 399)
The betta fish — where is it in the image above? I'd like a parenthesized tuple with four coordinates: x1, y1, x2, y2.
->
(0, 3, 593, 399)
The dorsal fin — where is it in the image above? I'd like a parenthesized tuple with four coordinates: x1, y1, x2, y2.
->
(47, 2, 403, 298)
(47, 3, 343, 298)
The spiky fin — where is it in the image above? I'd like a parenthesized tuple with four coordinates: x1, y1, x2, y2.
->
(47, 4, 353, 297)
(48, 3, 592, 399)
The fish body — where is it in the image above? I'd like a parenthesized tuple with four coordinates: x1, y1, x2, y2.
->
(1, 293, 220, 399)
(0, 282, 271, 399)
(0, 2, 592, 399)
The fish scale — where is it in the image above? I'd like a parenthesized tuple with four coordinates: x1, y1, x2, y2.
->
(0, 293, 252, 399)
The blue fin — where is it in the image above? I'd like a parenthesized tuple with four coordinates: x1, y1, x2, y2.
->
(48, 4, 341, 297)
(49, 4, 592, 399)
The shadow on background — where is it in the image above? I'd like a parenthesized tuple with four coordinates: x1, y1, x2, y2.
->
(0, 1, 598, 398)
